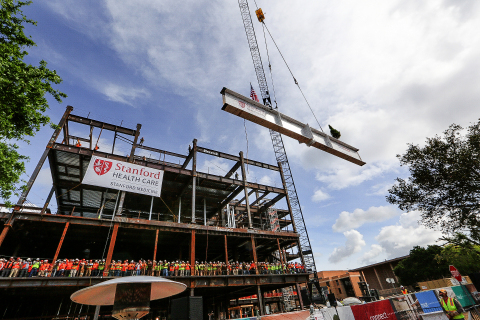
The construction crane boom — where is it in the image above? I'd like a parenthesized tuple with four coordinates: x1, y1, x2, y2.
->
(237, 0, 319, 283)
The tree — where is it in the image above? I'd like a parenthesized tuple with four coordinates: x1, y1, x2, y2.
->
(386, 120, 480, 245)
(393, 245, 450, 287)
(0, 0, 66, 202)
(439, 243, 480, 276)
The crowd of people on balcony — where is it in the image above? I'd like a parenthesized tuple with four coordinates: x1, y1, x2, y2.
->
(0, 257, 306, 278)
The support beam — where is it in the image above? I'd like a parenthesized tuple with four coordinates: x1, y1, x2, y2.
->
(221, 87, 365, 166)
(250, 191, 269, 207)
(214, 186, 244, 216)
(116, 123, 142, 215)
(240, 151, 252, 228)
(224, 235, 228, 264)
(68, 114, 137, 136)
(153, 229, 159, 261)
(0, 225, 10, 248)
(277, 238, 284, 265)
(105, 224, 119, 275)
(192, 139, 197, 223)
(41, 186, 55, 216)
(237, 189, 255, 205)
(52, 222, 70, 265)
(224, 161, 241, 179)
(251, 235, 258, 275)
(257, 285, 265, 316)
(16, 106, 73, 208)
(197, 146, 280, 171)
(190, 230, 195, 275)
(296, 283, 304, 309)
(203, 198, 207, 226)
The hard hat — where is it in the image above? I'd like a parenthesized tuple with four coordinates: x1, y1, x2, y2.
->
(439, 289, 447, 294)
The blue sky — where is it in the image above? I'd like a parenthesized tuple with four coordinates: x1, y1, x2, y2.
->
(14, 0, 480, 271)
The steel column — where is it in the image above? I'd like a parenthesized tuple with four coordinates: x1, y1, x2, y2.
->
(251, 235, 258, 275)
(203, 198, 206, 226)
(224, 235, 228, 264)
(296, 283, 304, 309)
(192, 139, 197, 223)
(0, 225, 11, 249)
(93, 305, 100, 320)
(257, 285, 265, 316)
(240, 151, 252, 228)
(190, 230, 195, 275)
(277, 238, 284, 265)
(105, 224, 119, 275)
(149, 196, 154, 220)
(52, 222, 70, 265)
(153, 229, 159, 261)
(116, 123, 142, 215)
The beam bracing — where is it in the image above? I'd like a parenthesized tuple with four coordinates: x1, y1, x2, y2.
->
(277, 238, 284, 265)
(104, 224, 119, 275)
(41, 186, 55, 216)
(224, 161, 241, 178)
(153, 229, 159, 261)
(192, 139, 197, 223)
(250, 191, 269, 206)
(0, 106, 73, 249)
(237, 189, 255, 205)
(116, 123, 141, 215)
(214, 186, 243, 217)
(240, 151, 252, 228)
(67, 114, 136, 136)
(52, 222, 69, 265)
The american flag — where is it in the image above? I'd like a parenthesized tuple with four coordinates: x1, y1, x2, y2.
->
(250, 84, 259, 102)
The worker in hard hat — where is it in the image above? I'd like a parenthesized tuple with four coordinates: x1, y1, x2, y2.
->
(438, 289, 464, 320)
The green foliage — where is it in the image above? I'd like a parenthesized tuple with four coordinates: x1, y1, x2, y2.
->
(393, 245, 450, 287)
(329, 125, 341, 139)
(438, 242, 480, 275)
(387, 120, 480, 244)
(0, 0, 66, 202)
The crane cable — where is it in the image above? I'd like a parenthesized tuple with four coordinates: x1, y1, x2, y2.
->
(251, 0, 325, 133)
(262, 22, 324, 133)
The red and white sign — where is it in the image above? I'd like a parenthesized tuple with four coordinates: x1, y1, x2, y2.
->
(82, 156, 164, 197)
(450, 265, 462, 282)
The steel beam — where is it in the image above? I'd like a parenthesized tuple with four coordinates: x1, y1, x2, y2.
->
(153, 229, 159, 261)
(240, 151, 252, 228)
(192, 139, 197, 223)
(221, 87, 365, 166)
(68, 114, 137, 136)
(251, 235, 258, 275)
(197, 146, 280, 171)
(105, 224, 119, 275)
(191, 230, 195, 275)
(52, 222, 69, 265)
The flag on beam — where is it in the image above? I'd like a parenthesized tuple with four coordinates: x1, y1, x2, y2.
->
(250, 84, 259, 102)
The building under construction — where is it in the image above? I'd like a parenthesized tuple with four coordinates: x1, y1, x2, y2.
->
(0, 106, 309, 319)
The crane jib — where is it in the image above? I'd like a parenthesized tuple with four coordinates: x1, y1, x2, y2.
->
(221, 87, 366, 166)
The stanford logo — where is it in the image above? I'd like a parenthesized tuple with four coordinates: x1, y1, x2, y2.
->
(93, 159, 112, 176)
(238, 100, 246, 108)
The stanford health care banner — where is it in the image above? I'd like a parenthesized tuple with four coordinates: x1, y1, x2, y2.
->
(82, 156, 164, 197)
(351, 299, 396, 320)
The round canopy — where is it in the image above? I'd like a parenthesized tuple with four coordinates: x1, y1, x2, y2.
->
(70, 276, 187, 306)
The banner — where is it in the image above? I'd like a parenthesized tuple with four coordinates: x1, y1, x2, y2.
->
(415, 291, 443, 313)
(451, 286, 475, 307)
(351, 299, 396, 320)
(82, 156, 164, 197)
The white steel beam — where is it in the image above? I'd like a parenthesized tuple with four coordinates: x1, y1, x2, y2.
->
(221, 87, 365, 166)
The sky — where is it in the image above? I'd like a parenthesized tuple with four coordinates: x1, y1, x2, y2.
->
(12, 0, 480, 272)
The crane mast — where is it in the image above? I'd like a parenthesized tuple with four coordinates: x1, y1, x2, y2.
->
(237, 0, 318, 281)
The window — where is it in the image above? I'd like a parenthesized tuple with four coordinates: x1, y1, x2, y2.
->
(338, 288, 342, 294)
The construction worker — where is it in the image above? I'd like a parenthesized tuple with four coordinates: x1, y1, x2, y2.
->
(128, 260, 135, 276)
(92, 260, 99, 276)
(65, 259, 73, 277)
(70, 259, 79, 277)
(29, 258, 41, 277)
(56, 260, 66, 277)
(9, 258, 21, 277)
(438, 289, 464, 319)
(98, 259, 105, 277)
(249, 261, 256, 275)
(19, 258, 31, 277)
(2, 257, 14, 277)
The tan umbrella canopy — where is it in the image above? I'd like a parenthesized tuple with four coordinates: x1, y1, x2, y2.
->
(71, 276, 187, 306)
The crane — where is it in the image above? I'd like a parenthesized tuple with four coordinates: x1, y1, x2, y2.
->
(237, 0, 321, 299)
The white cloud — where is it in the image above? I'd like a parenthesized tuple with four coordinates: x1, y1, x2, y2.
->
(328, 229, 366, 263)
(100, 83, 150, 107)
(361, 244, 385, 265)
(332, 206, 399, 232)
(375, 211, 442, 258)
(312, 189, 331, 202)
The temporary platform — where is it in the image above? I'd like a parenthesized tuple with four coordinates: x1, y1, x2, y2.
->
(0, 106, 309, 319)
